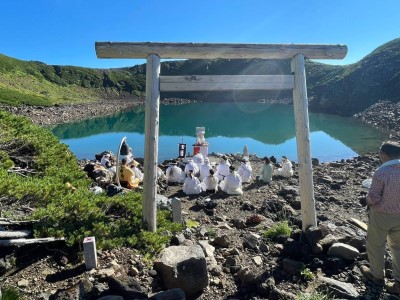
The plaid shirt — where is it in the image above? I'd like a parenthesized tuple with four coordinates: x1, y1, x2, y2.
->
(367, 160, 400, 213)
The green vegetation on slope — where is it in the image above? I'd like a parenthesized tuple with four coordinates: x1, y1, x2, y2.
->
(1, 37, 400, 115)
(0, 54, 146, 106)
(0, 111, 181, 253)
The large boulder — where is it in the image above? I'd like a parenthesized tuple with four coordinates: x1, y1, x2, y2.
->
(154, 245, 208, 295)
(327, 243, 359, 260)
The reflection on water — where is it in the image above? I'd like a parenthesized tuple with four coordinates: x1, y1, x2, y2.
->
(48, 103, 388, 162)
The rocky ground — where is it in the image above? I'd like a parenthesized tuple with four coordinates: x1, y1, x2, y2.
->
(1, 99, 400, 300)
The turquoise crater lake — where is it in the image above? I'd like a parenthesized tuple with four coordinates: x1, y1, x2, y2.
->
(49, 102, 388, 163)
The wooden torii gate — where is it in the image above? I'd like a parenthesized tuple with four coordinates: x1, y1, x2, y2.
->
(95, 42, 348, 232)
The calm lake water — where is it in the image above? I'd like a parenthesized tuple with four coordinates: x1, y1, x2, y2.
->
(48, 102, 388, 163)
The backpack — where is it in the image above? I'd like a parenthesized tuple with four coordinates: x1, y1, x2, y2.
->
(107, 184, 123, 197)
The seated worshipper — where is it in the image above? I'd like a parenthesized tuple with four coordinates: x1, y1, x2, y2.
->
(199, 157, 212, 181)
(193, 152, 204, 169)
(202, 169, 219, 193)
(183, 170, 202, 195)
(118, 158, 140, 189)
(166, 162, 184, 184)
(157, 166, 166, 181)
(216, 155, 231, 181)
(260, 157, 273, 183)
(238, 157, 253, 183)
(124, 147, 134, 165)
(131, 160, 143, 182)
(184, 158, 200, 176)
(101, 153, 116, 173)
(274, 156, 294, 178)
(219, 165, 243, 195)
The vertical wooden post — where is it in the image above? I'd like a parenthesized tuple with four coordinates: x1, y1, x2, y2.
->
(142, 54, 160, 232)
(291, 54, 317, 231)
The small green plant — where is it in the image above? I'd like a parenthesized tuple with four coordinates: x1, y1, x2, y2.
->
(263, 221, 292, 240)
(300, 267, 315, 281)
(185, 219, 199, 228)
(207, 227, 217, 238)
(1, 286, 24, 300)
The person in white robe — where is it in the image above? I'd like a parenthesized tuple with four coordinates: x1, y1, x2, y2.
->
(193, 152, 204, 170)
(274, 156, 294, 178)
(131, 160, 143, 182)
(199, 157, 212, 181)
(238, 157, 252, 183)
(202, 169, 219, 193)
(184, 159, 199, 176)
(216, 155, 231, 181)
(219, 165, 243, 195)
(157, 166, 166, 181)
(183, 170, 202, 195)
(166, 162, 184, 184)
(100, 153, 116, 173)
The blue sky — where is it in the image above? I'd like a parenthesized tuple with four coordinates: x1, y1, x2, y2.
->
(1, 0, 399, 69)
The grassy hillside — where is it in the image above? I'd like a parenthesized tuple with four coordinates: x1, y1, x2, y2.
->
(307, 38, 400, 115)
(0, 54, 146, 106)
(1, 38, 400, 115)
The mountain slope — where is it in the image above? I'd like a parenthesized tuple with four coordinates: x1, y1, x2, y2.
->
(1, 38, 399, 116)
(307, 38, 400, 115)
(0, 54, 145, 106)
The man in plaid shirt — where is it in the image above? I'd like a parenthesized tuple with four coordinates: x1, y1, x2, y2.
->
(360, 141, 400, 293)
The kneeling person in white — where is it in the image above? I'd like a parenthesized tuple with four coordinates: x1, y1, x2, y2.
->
(275, 156, 294, 178)
(220, 166, 243, 195)
(183, 170, 202, 195)
(166, 162, 184, 184)
(238, 157, 252, 183)
(202, 169, 219, 193)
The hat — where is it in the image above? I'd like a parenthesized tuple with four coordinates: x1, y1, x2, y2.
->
(282, 156, 287, 159)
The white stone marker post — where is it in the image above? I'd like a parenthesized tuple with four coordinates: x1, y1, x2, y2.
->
(83, 236, 98, 270)
(171, 197, 182, 224)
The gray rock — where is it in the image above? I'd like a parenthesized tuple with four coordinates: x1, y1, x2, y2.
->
(224, 255, 240, 267)
(317, 276, 359, 299)
(327, 243, 359, 260)
(170, 233, 186, 246)
(269, 286, 297, 300)
(237, 266, 260, 287)
(347, 236, 366, 252)
(197, 240, 215, 257)
(154, 245, 208, 295)
(149, 288, 185, 300)
(319, 234, 339, 250)
(278, 186, 299, 196)
(213, 234, 231, 248)
(107, 277, 147, 299)
(243, 233, 260, 250)
(156, 194, 171, 210)
(319, 175, 333, 184)
(282, 258, 305, 275)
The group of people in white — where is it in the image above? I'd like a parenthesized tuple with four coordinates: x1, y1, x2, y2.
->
(165, 152, 294, 196)
(99, 145, 294, 194)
